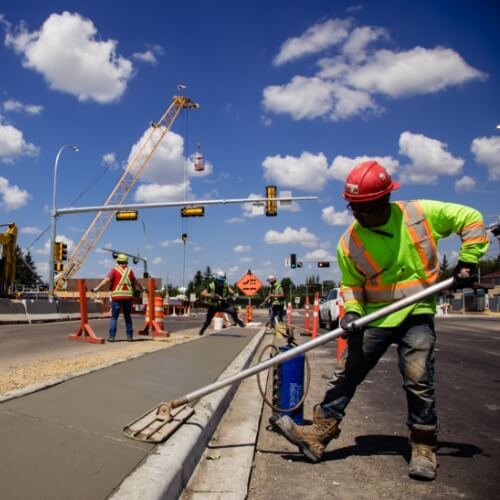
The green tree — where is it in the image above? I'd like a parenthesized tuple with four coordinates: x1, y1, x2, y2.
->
(439, 254, 453, 280)
(15, 246, 42, 288)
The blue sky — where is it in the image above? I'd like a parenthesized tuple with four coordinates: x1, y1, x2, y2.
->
(1, 0, 499, 289)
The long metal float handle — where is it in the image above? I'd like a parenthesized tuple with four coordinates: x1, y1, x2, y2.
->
(168, 277, 455, 409)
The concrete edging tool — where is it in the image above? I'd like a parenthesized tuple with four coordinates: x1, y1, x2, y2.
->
(123, 277, 455, 443)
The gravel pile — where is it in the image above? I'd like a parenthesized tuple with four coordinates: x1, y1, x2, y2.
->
(0, 330, 198, 397)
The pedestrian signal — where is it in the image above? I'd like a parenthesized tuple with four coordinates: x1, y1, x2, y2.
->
(317, 261, 330, 268)
(116, 210, 138, 221)
(290, 253, 297, 269)
(61, 243, 68, 261)
(54, 262, 63, 272)
(181, 206, 204, 217)
(297, 261, 303, 268)
(265, 185, 278, 216)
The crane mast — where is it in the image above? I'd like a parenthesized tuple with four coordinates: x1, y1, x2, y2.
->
(55, 95, 199, 291)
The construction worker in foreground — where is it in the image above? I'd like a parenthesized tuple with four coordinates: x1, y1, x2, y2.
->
(276, 160, 489, 480)
(198, 270, 245, 336)
(264, 275, 285, 327)
(93, 253, 143, 342)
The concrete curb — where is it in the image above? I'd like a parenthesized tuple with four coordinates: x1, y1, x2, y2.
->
(110, 326, 267, 500)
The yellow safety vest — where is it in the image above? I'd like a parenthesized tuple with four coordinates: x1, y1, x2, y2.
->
(111, 266, 133, 299)
(337, 200, 488, 326)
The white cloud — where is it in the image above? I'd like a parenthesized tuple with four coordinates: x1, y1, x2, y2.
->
(132, 50, 158, 65)
(0, 176, 31, 210)
(239, 257, 253, 263)
(102, 152, 118, 167)
(471, 136, 500, 181)
(20, 226, 41, 235)
(35, 234, 74, 255)
(160, 238, 184, 247)
(3, 98, 43, 115)
(134, 182, 188, 203)
(399, 131, 464, 184)
(6, 12, 133, 103)
(329, 155, 399, 182)
(234, 244, 250, 253)
(341, 26, 387, 63)
(302, 248, 336, 261)
(264, 226, 319, 247)
(322, 206, 354, 226)
(348, 47, 486, 97)
(0, 121, 39, 162)
(264, 19, 486, 122)
(224, 217, 244, 224)
(128, 127, 213, 203)
(263, 76, 335, 120)
(455, 176, 476, 191)
(273, 18, 352, 66)
(263, 151, 329, 191)
(152, 257, 162, 265)
(132, 44, 163, 64)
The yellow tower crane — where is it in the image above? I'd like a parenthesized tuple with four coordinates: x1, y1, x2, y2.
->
(55, 95, 199, 291)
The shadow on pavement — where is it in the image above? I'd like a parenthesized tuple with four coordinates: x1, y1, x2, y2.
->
(280, 434, 482, 463)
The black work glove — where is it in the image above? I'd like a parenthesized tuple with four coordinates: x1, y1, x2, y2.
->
(452, 260, 477, 289)
(340, 312, 363, 337)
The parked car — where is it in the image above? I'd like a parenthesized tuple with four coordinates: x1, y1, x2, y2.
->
(319, 287, 341, 329)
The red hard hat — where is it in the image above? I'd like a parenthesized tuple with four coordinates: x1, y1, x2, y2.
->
(343, 161, 400, 202)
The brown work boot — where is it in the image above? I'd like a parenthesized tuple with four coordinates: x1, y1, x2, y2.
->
(276, 405, 341, 462)
(408, 424, 438, 480)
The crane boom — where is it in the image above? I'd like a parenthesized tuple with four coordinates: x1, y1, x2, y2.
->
(55, 95, 199, 291)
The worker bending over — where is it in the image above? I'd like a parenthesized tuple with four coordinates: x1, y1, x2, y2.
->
(198, 270, 245, 335)
(277, 161, 489, 481)
(264, 275, 285, 327)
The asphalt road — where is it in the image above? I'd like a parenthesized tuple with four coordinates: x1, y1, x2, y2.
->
(248, 316, 500, 500)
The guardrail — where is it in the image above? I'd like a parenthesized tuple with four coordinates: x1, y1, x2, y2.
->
(0, 297, 104, 324)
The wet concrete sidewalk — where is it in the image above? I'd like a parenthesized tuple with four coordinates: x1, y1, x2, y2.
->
(0, 327, 260, 500)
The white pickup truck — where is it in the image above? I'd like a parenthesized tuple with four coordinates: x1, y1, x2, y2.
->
(319, 287, 341, 330)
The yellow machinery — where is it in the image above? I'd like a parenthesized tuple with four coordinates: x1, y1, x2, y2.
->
(55, 95, 199, 291)
(0, 223, 17, 297)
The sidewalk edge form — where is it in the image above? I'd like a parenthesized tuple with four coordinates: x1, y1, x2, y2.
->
(110, 327, 267, 500)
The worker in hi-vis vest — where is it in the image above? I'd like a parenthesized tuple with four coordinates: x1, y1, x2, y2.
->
(264, 275, 285, 327)
(93, 253, 143, 342)
(277, 161, 489, 481)
(198, 270, 245, 336)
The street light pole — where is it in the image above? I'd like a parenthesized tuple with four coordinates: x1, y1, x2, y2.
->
(49, 145, 79, 295)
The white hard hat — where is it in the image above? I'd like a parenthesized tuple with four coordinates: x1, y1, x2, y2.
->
(214, 270, 226, 280)
(267, 275, 276, 282)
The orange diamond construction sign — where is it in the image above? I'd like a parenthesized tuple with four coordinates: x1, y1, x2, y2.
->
(236, 271, 263, 297)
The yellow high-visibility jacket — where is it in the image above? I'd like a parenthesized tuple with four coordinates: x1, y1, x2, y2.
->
(337, 200, 489, 327)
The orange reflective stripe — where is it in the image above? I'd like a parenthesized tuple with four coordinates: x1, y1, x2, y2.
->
(397, 201, 438, 281)
(341, 227, 383, 284)
(341, 285, 364, 302)
(363, 276, 438, 302)
(463, 236, 489, 245)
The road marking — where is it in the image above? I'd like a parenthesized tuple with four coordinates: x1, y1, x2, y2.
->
(485, 404, 500, 411)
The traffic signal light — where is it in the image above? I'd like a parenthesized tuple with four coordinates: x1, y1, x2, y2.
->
(181, 206, 204, 217)
(265, 185, 277, 216)
(317, 261, 330, 268)
(61, 243, 68, 261)
(54, 241, 63, 261)
(290, 253, 297, 268)
(116, 210, 138, 221)
(54, 262, 63, 272)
